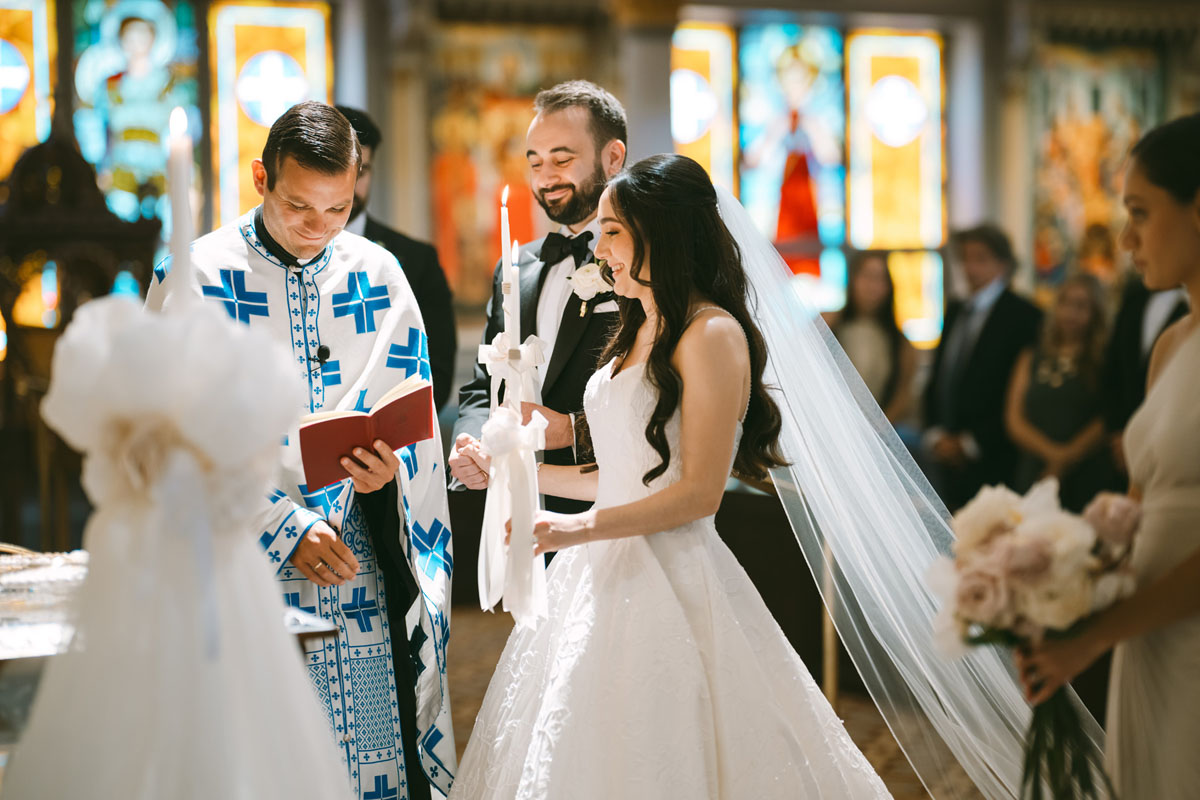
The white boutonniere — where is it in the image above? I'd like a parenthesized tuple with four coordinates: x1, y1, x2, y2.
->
(565, 259, 612, 305)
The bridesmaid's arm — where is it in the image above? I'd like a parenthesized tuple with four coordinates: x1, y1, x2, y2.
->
(530, 313, 748, 554)
(1021, 545, 1200, 704)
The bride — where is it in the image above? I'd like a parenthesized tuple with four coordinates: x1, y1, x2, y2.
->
(450, 153, 892, 798)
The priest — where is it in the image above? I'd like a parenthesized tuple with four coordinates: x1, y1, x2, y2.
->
(146, 101, 455, 800)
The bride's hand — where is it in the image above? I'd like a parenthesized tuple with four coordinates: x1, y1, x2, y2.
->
(532, 509, 596, 555)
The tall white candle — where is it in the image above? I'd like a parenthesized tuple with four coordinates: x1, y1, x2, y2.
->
(500, 186, 519, 346)
(167, 107, 194, 292)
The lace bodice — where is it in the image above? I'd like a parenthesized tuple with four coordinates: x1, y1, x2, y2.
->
(584, 359, 741, 512)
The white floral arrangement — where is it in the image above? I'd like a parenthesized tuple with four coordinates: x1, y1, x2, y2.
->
(928, 478, 1139, 798)
(564, 260, 612, 303)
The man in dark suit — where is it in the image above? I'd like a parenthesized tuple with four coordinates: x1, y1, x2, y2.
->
(1101, 276, 1188, 483)
(337, 106, 456, 410)
(923, 224, 1043, 511)
(449, 81, 627, 513)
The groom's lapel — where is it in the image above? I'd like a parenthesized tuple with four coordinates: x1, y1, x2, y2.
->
(518, 240, 546, 341)
(542, 288, 614, 395)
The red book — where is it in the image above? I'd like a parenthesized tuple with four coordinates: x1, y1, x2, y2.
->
(299, 376, 435, 490)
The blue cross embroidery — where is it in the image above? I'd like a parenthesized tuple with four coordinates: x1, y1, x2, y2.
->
(283, 592, 316, 615)
(299, 483, 345, 518)
(411, 519, 452, 580)
(153, 257, 169, 284)
(342, 587, 380, 633)
(364, 775, 399, 800)
(201, 269, 270, 324)
(320, 359, 342, 386)
(399, 445, 417, 480)
(385, 328, 431, 380)
(352, 388, 370, 413)
(332, 271, 390, 334)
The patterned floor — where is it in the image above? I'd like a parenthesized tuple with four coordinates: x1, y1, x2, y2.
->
(446, 607, 981, 799)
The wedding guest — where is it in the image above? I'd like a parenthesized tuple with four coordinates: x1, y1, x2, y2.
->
(824, 250, 916, 425)
(1005, 273, 1113, 512)
(450, 81, 626, 512)
(1019, 112, 1200, 799)
(923, 224, 1042, 510)
(1100, 273, 1188, 484)
(337, 105, 457, 409)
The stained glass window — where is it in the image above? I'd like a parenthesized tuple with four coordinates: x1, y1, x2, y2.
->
(846, 30, 944, 251)
(0, 0, 55, 180)
(846, 30, 944, 345)
(738, 23, 845, 304)
(670, 22, 737, 196)
(209, 1, 331, 224)
(72, 0, 200, 252)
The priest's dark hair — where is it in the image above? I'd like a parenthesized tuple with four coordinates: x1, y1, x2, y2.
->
(534, 80, 627, 153)
(1130, 112, 1200, 204)
(335, 105, 382, 151)
(261, 101, 362, 190)
(599, 154, 786, 485)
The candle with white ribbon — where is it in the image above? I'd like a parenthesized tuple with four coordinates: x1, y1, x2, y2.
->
(500, 186, 520, 352)
(167, 107, 194, 291)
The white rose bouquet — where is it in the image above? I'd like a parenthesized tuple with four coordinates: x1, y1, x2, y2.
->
(928, 479, 1139, 799)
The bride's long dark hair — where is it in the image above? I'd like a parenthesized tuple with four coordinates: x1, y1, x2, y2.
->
(599, 154, 786, 485)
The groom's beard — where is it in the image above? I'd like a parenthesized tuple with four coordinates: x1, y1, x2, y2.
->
(536, 161, 607, 226)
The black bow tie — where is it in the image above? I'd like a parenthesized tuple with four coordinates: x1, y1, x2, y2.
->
(539, 231, 594, 268)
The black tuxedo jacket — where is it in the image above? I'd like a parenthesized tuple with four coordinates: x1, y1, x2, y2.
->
(454, 237, 619, 512)
(1101, 278, 1189, 433)
(923, 287, 1042, 507)
(363, 216, 457, 410)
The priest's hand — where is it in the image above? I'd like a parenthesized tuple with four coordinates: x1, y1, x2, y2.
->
(449, 433, 491, 490)
(342, 439, 401, 494)
(291, 521, 360, 587)
(521, 403, 573, 450)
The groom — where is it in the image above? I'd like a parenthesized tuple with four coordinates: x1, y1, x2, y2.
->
(450, 80, 627, 513)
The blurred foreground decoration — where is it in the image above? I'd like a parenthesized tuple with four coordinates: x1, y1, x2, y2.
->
(0, 135, 158, 548)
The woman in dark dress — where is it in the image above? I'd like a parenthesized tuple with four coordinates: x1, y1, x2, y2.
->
(1005, 273, 1114, 511)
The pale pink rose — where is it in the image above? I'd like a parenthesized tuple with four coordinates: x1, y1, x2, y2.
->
(1018, 477, 1063, 519)
(955, 560, 1012, 627)
(1014, 511, 1096, 580)
(1000, 536, 1054, 587)
(1083, 493, 1142, 549)
(952, 485, 1023, 556)
(1018, 575, 1092, 631)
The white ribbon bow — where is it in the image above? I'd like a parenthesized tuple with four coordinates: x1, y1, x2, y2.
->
(478, 406, 548, 628)
(478, 332, 546, 410)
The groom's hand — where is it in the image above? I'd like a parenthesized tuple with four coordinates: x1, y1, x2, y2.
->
(450, 433, 491, 490)
(290, 521, 359, 587)
(521, 403, 573, 450)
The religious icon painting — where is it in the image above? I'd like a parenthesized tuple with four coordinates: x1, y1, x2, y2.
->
(71, 0, 200, 250)
(1029, 43, 1163, 306)
(208, 0, 331, 224)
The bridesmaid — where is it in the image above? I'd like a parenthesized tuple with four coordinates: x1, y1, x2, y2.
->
(1019, 113, 1200, 798)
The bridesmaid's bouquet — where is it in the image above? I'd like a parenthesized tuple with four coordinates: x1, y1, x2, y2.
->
(928, 479, 1139, 799)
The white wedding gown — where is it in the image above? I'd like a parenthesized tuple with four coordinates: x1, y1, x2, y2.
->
(451, 357, 892, 799)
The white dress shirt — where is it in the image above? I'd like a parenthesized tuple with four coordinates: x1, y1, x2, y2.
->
(535, 216, 602, 383)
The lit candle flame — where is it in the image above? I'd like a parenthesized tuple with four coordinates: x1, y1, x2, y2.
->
(169, 107, 188, 138)
(501, 184, 509, 206)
